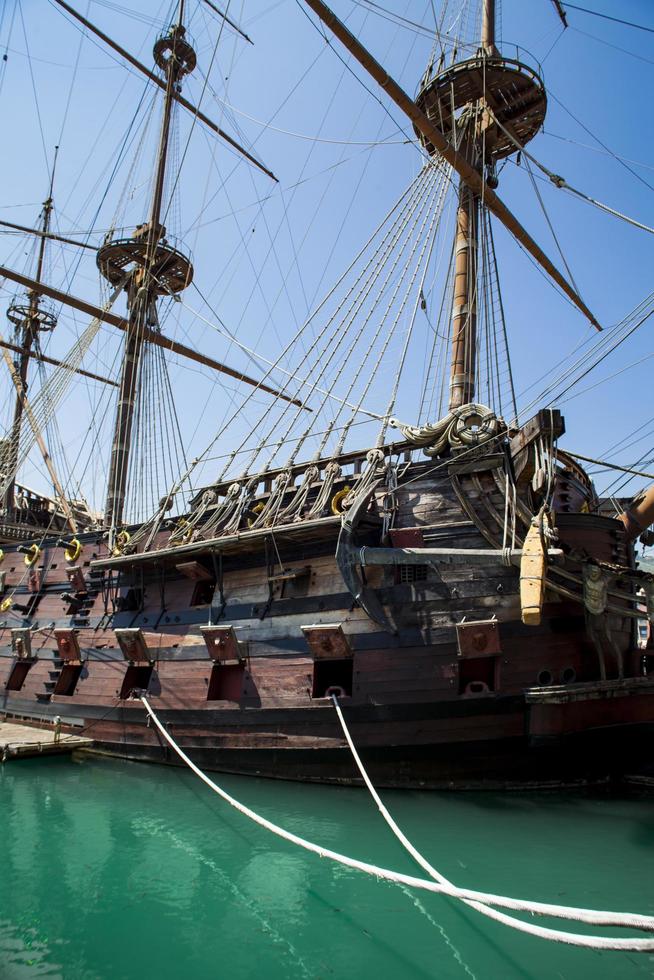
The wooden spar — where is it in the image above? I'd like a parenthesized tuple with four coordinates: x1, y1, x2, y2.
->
(550, 1, 569, 28)
(1, 347, 77, 533)
(201, 0, 253, 44)
(300, 0, 601, 331)
(0, 338, 117, 386)
(0, 266, 307, 408)
(51, 0, 276, 183)
(0, 265, 125, 327)
(0, 218, 96, 251)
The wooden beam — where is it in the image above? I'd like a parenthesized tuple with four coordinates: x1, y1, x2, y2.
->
(52, 0, 276, 182)
(0, 339, 117, 386)
(359, 545, 562, 567)
(0, 218, 96, 251)
(201, 0, 253, 44)
(0, 265, 307, 408)
(301, 0, 601, 331)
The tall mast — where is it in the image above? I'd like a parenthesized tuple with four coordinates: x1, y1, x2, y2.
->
(3, 151, 59, 516)
(100, 5, 196, 534)
(481, 0, 497, 54)
(448, 1, 497, 411)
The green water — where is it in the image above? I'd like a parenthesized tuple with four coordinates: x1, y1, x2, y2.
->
(1, 757, 653, 979)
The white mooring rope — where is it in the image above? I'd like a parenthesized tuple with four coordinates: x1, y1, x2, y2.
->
(140, 697, 654, 951)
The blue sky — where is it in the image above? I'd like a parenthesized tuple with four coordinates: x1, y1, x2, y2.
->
(0, 0, 652, 517)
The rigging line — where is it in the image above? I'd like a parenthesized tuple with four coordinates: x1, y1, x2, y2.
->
(256, 165, 439, 470)
(0, 1, 18, 99)
(563, 451, 654, 483)
(243, 171, 434, 469)
(182, 15, 336, 234)
(351, 0, 471, 46)
(200, 0, 252, 44)
(56, 0, 86, 147)
(543, 129, 654, 174)
(194, 418, 374, 465)
(562, 2, 654, 36)
(602, 413, 654, 460)
(181, 294, 383, 420)
(523, 156, 580, 293)
(233, 0, 426, 369)
(16, 0, 50, 173)
(515, 293, 653, 406)
(549, 88, 654, 195)
(571, 25, 654, 68)
(301, 5, 434, 319)
(540, 24, 565, 63)
(295, 0, 418, 147)
(529, 291, 654, 403)
(494, 112, 654, 237)
(377, 167, 447, 444)
(605, 426, 654, 465)
(232, 0, 419, 369)
(557, 352, 654, 405)
(201, 94, 407, 144)
(604, 447, 654, 497)
(150, 168, 433, 502)
(312, 165, 445, 460)
(194, 45, 359, 363)
(159, 1, 230, 231)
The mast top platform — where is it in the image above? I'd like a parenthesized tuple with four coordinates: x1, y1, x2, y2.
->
(153, 24, 196, 78)
(97, 229, 193, 295)
(6, 302, 57, 331)
(415, 54, 546, 160)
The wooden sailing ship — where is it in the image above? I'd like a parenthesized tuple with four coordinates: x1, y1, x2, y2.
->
(1, 0, 653, 787)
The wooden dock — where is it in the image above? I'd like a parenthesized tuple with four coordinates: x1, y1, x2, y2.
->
(0, 722, 93, 761)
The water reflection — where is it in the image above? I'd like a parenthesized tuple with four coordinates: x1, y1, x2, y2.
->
(1, 757, 653, 979)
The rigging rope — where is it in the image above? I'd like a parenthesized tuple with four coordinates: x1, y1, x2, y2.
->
(489, 108, 654, 236)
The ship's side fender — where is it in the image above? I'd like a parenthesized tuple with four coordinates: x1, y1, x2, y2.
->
(335, 484, 396, 634)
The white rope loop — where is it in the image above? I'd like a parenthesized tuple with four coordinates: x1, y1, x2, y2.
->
(140, 697, 654, 951)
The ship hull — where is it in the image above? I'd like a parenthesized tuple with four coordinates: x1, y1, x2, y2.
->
(4, 683, 654, 789)
(1, 431, 652, 789)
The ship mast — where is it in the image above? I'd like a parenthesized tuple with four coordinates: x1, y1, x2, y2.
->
(448, 1, 496, 411)
(300, 0, 597, 339)
(100, 2, 196, 536)
(2, 153, 59, 517)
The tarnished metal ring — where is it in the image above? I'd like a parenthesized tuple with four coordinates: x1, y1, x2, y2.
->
(63, 538, 82, 563)
(24, 543, 41, 567)
(330, 485, 352, 515)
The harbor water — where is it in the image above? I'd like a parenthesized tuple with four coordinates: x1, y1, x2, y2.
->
(1, 755, 653, 979)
